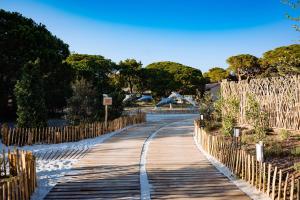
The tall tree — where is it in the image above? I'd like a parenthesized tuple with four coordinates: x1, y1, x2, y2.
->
(146, 61, 205, 98)
(203, 67, 228, 83)
(66, 54, 124, 121)
(226, 54, 261, 80)
(260, 44, 300, 76)
(66, 78, 98, 124)
(118, 59, 143, 94)
(0, 9, 71, 119)
(14, 59, 47, 127)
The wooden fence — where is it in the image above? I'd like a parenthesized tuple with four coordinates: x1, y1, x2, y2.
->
(194, 120, 300, 200)
(1, 112, 146, 146)
(0, 149, 37, 200)
(221, 75, 300, 130)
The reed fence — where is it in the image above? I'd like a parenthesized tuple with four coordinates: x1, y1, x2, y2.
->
(194, 120, 300, 200)
(221, 75, 300, 130)
(1, 112, 146, 146)
(0, 149, 37, 200)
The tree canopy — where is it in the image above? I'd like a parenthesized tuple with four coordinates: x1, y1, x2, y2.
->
(146, 61, 205, 98)
(226, 54, 261, 80)
(118, 59, 143, 94)
(0, 9, 71, 119)
(203, 67, 228, 83)
(66, 53, 124, 121)
(260, 44, 300, 76)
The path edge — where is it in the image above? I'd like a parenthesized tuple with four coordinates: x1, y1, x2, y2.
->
(193, 133, 271, 200)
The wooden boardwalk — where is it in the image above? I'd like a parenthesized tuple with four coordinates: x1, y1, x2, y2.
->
(147, 120, 250, 200)
(45, 117, 250, 200)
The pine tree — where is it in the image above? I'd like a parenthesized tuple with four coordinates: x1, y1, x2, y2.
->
(14, 59, 47, 127)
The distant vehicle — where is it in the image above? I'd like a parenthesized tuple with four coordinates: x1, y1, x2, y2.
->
(137, 95, 153, 102)
(156, 97, 176, 107)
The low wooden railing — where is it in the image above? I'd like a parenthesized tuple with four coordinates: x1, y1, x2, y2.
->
(1, 112, 146, 146)
(0, 149, 37, 200)
(194, 120, 299, 200)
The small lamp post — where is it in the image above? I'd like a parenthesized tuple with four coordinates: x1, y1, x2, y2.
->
(233, 127, 241, 148)
(256, 141, 264, 162)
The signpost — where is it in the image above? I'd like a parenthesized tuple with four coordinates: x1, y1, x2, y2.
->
(103, 96, 112, 128)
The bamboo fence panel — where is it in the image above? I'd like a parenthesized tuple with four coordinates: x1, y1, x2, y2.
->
(0, 149, 37, 200)
(221, 75, 300, 130)
(194, 120, 300, 200)
(1, 112, 146, 146)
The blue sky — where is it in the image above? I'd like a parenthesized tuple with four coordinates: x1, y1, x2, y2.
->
(1, 0, 299, 72)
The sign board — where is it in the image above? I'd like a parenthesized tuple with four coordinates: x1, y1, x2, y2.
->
(103, 97, 112, 106)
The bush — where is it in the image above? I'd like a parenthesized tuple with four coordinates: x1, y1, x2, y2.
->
(221, 116, 235, 136)
(279, 129, 291, 141)
(14, 59, 47, 128)
(245, 94, 268, 141)
(241, 134, 255, 145)
(204, 121, 221, 132)
(294, 162, 300, 172)
(265, 140, 287, 157)
(291, 146, 300, 156)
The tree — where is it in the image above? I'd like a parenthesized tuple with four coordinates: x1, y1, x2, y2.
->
(226, 54, 261, 81)
(118, 59, 143, 94)
(203, 67, 228, 83)
(14, 59, 47, 128)
(146, 61, 205, 98)
(260, 44, 300, 76)
(66, 54, 124, 121)
(66, 78, 98, 124)
(0, 9, 71, 119)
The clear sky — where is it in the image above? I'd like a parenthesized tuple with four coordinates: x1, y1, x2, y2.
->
(1, 0, 299, 72)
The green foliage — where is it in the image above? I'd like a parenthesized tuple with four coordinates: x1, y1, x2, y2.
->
(241, 133, 255, 145)
(221, 116, 235, 136)
(66, 54, 124, 122)
(245, 94, 268, 141)
(260, 44, 300, 76)
(66, 79, 98, 125)
(107, 88, 125, 120)
(279, 129, 291, 141)
(265, 139, 287, 157)
(146, 61, 205, 98)
(14, 59, 47, 128)
(217, 95, 239, 136)
(227, 54, 261, 80)
(203, 67, 228, 83)
(118, 59, 143, 94)
(199, 91, 214, 120)
(291, 146, 300, 156)
(293, 162, 300, 172)
(204, 121, 221, 132)
(0, 9, 71, 119)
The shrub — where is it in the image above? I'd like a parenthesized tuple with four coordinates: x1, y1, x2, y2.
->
(14, 59, 47, 128)
(241, 134, 255, 145)
(294, 162, 300, 172)
(217, 95, 239, 136)
(245, 94, 268, 141)
(279, 129, 291, 141)
(265, 140, 287, 157)
(291, 146, 300, 156)
(204, 121, 221, 132)
(221, 116, 235, 136)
